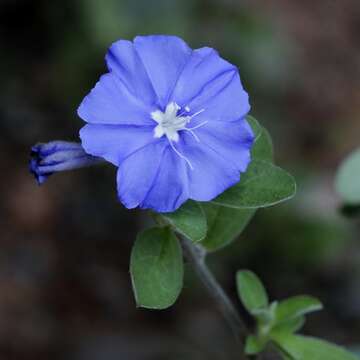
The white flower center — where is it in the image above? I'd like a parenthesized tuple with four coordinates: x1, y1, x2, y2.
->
(150, 102, 207, 169)
(151, 102, 191, 142)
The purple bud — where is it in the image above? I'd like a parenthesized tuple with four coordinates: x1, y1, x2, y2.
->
(29, 141, 103, 184)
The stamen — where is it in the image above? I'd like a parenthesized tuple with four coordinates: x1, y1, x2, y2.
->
(150, 103, 207, 170)
(169, 141, 194, 170)
(187, 121, 208, 130)
(177, 108, 190, 117)
(178, 107, 204, 119)
(177, 110, 186, 117)
(189, 108, 205, 120)
(182, 128, 200, 142)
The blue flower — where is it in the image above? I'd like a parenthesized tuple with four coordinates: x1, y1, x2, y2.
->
(78, 35, 254, 213)
(30, 141, 102, 184)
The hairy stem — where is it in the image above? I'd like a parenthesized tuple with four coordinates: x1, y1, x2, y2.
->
(180, 236, 249, 357)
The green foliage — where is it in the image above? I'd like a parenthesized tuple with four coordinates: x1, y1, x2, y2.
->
(245, 335, 267, 355)
(155, 116, 285, 254)
(214, 116, 293, 210)
(136, 117, 297, 312)
(336, 148, 360, 205)
(246, 115, 262, 140)
(199, 116, 278, 251)
(252, 126, 274, 161)
(271, 316, 305, 335)
(160, 200, 207, 242)
(247, 115, 274, 162)
(236, 270, 269, 314)
(213, 160, 296, 209)
(200, 204, 255, 251)
(272, 334, 359, 360)
(275, 295, 323, 324)
(130, 227, 183, 309)
(236, 270, 357, 359)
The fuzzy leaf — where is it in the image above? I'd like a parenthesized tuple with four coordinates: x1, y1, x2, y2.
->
(247, 115, 274, 162)
(245, 335, 267, 355)
(130, 227, 183, 309)
(271, 316, 306, 335)
(236, 270, 269, 314)
(160, 201, 207, 242)
(246, 115, 262, 140)
(275, 295, 323, 323)
(201, 203, 255, 251)
(246, 115, 274, 162)
(272, 334, 359, 360)
(252, 126, 274, 162)
(199, 117, 273, 252)
(213, 160, 296, 209)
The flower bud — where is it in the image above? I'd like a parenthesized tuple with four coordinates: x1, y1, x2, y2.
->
(29, 141, 102, 184)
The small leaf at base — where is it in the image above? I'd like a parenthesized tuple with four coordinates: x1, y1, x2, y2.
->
(160, 200, 207, 242)
(245, 335, 267, 355)
(236, 270, 269, 314)
(272, 334, 359, 360)
(275, 295, 323, 323)
(130, 227, 183, 309)
(271, 316, 306, 335)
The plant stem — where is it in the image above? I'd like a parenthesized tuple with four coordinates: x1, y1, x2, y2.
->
(180, 236, 249, 356)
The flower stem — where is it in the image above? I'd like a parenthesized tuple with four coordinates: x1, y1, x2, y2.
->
(180, 236, 249, 357)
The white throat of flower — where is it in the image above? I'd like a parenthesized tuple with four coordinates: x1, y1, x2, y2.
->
(151, 102, 207, 170)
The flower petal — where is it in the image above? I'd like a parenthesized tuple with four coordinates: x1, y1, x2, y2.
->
(133, 35, 192, 107)
(140, 145, 189, 212)
(78, 73, 154, 126)
(80, 124, 158, 166)
(105, 40, 157, 105)
(170, 47, 232, 104)
(190, 69, 250, 124)
(116, 141, 167, 209)
(195, 118, 254, 172)
(177, 132, 242, 201)
(170, 47, 250, 123)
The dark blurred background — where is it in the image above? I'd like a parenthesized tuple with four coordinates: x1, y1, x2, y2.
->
(1, 0, 360, 359)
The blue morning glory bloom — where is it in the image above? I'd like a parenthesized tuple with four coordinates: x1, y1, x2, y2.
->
(30, 141, 102, 184)
(78, 35, 253, 213)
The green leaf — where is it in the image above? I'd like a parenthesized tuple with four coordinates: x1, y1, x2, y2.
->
(213, 160, 296, 209)
(160, 201, 207, 242)
(130, 227, 183, 309)
(246, 115, 262, 140)
(236, 270, 269, 314)
(252, 126, 274, 162)
(253, 301, 278, 327)
(336, 148, 360, 205)
(200, 203, 255, 251)
(247, 115, 274, 162)
(275, 295, 323, 323)
(272, 334, 359, 360)
(198, 116, 273, 252)
(245, 335, 267, 355)
(271, 316, 305, 335)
